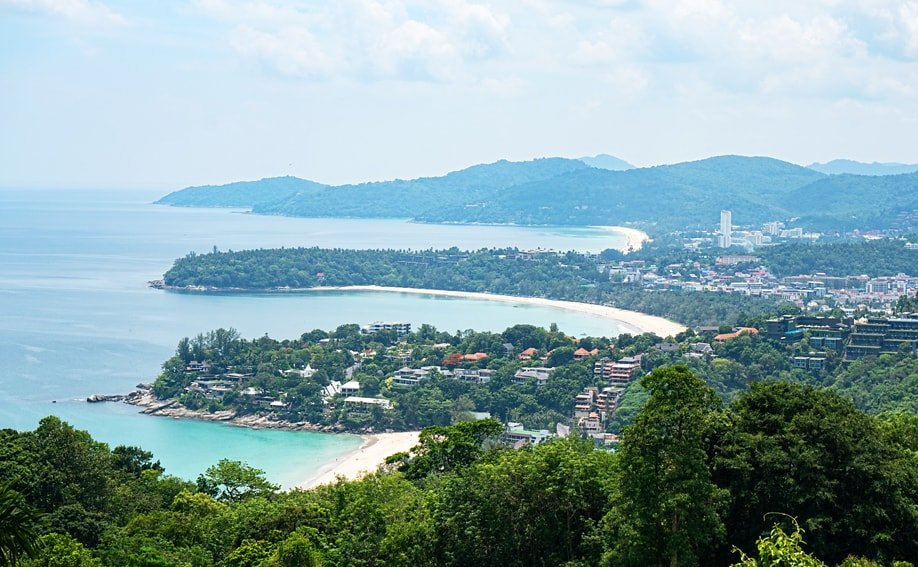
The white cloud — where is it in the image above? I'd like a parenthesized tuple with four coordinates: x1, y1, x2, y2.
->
(232, 25, 341, 77)
(901, 1, 918, 56)
(195, 0, 510, 81)
(1, 0, 126, 25)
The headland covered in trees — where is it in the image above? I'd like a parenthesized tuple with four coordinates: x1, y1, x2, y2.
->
(155, 154, 918, 232)
(154, 246, 787, 328)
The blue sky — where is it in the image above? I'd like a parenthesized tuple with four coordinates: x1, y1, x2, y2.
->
(2, 0, 917, 189)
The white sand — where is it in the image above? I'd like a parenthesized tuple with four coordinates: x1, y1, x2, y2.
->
(298, 431, 420, 489)
(593, 225, 650, 253)
(309, 285, 686, 337)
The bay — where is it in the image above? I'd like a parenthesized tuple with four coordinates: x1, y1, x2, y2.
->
(0, 188, 630, 487)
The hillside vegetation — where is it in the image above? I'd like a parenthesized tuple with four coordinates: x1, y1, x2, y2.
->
(156, 155, 918, 231)
(2, 368, 915, 566)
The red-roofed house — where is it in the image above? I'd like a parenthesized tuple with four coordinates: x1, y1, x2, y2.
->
(518, 347, 538, 360)
(573, 347, 595, 360)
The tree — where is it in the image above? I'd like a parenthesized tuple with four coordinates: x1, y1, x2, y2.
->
(111, 446, 162, 477)
(546, 346, 575, 367)
(732, 517, 826, 567)
(386, 419, 503, 480)
(715, 382, 918, 564)
(605, 365, 726, 567)
(270, 532, 322, 567)
(430, 438, 616, 566)
(27, 417, 113, 513)
(221, 539, 275, 567)
(196, 460, 278, 503)
(0, 482, 41, 565)
(20, 533, 102, 567)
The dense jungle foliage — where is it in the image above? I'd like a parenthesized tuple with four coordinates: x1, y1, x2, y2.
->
(1, 367, 915, 566)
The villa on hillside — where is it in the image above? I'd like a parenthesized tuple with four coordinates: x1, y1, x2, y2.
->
(512, 367, 553, 386)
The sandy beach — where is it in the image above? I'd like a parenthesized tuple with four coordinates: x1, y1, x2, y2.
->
(310, 285, 686, 337)
(298, 431, 420, 489)
(594, 225, 650, 253)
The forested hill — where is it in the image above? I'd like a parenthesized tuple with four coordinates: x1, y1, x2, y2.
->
(157, 157, 589, 212)
(156, 154, 918, 231)
(161, 247, 785, 327)
(156, 176, 328, 208)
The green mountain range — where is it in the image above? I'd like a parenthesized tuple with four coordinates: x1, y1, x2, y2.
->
(807, 159, 918, 176)
(156, 155, 918, 231)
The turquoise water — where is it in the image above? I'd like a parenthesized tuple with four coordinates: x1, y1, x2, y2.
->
(0, 189, 629, 487)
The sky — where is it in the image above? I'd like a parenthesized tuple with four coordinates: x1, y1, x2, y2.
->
(2, 0, 918, 189)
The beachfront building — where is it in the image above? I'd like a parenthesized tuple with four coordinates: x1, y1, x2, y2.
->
(344, 396, 392, 412)
(361, 321, 412, 336)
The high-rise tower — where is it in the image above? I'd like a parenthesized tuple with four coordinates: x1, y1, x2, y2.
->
(719, 210, 732, 248)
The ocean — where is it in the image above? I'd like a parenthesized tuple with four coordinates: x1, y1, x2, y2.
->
(0, 188, 629, 487)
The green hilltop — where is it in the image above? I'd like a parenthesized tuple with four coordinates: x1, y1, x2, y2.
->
(156, 155, 918, 232)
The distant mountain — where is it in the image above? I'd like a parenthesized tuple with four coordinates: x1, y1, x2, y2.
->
(578, 154, 634, 171)
(807, 159, 918, 176)
(420, 155, 824, 228)
(253, 158, 589, 219)
(156, 176, 327, 208)
(156, 155, 918, 231)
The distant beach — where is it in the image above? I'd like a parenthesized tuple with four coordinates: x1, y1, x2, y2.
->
(594, 225, 650, 253)
(298, 431, 420, 489)
(306, 286, 686, 338)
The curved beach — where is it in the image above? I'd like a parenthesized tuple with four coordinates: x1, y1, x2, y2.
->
(298, 431, 420, 489)
(307, 285, 686, 337)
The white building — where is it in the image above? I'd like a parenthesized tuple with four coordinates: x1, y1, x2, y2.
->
(361, 321, 412, 336)
(512, 367, 553, 386)
(719, 210, 732, 248)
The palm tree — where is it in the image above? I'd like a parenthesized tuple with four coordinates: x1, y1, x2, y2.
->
(0, 482, 40, 566)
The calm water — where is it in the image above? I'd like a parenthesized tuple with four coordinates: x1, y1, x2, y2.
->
(0, 189, 629, 487)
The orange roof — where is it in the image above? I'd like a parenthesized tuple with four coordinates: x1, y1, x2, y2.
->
(442, 353, 464, 366)
(574, 347, 591, 356)
(464, 352, 488, 361)
(714, 327, 760, 341)
(520, 347, 538, 356)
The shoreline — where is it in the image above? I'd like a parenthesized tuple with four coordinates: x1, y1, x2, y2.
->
(152, 283, 685, 337)
(125, 391, 347, 433)
(592, 225, 650, 253)
(109, 392, 420, 489)
(295, 286, 684, 337)
(297, 431, 420, 489)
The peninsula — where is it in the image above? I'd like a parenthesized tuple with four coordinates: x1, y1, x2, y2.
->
(154, 245, 782, 327)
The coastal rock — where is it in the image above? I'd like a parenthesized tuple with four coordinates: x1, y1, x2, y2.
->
(86, 394, 126, 403)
